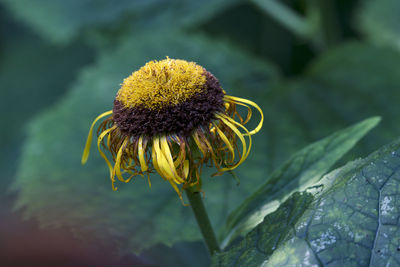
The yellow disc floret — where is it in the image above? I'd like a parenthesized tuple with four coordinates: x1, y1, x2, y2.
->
(116, 57, 207, 110)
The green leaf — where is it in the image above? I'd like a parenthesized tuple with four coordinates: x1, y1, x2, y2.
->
(213, 137, 400, 266)
(0, 0, 241, 44)
(0, 34, 93, 147)
(355, 0, 400, 51)
(13, 31, 279, 254)
(306, 42, 400, 152)
(262, 41, 400, 171)
(221, 116, 380, 247)
(0, 14, 93, 190)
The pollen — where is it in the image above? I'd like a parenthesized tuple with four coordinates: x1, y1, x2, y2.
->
(116, 57, 207, 110)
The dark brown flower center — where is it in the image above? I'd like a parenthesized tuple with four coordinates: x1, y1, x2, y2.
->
(112, 71, 224, 137)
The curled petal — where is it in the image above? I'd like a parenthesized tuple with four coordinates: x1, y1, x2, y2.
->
(215, 113, 252, 171)
(224, 95, 263, 135)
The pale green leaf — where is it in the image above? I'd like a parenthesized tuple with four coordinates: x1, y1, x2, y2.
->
(213, 138, 400, 266)
(221, 117, 380, 247)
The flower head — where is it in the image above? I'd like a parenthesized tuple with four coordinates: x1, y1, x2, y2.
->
(82, 57, 263, 202)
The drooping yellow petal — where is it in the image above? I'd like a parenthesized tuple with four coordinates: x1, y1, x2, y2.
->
(113, 137, 129, 182)
(227, 99, 253, 124)
(218, 113, 252, 159)
(173, 141, 186, 168)
(106, 128, 112, 148)
(183, 160, 189, 180)
(193, 131, 206, 156)
(215, 113, 252, 171)
(195, 131, 220, 168)
(224, 95, 263, 135)
(151, 137, 186, 202)
(212, 122, 235, 163)
(153, 137, 179, 183)
(81, 110, 113, 164)
(160, 136, 185, 184)
(138, 136, 148, 172)
(174, 151, 184, 168)
(97, 125, 117, 179)
(151, 142, 164, 180)
(160, 136, 184, 183)
(153, 137, 172, 179)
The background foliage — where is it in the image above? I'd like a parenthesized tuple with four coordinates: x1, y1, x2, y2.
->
(1, 0, 400, 266)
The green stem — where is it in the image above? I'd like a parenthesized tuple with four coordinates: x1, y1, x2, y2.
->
(185, 187, 220, 255)
(251, 0, 309, 39)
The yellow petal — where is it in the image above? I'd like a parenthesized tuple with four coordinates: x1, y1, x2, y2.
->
(113, 137, 129, 182)
(212, 122, 235, 163)
(215, 113, 252, 171)
(138, 136, 148, 172)
(224, 95, 263, 135)
(97, 125, 116, 179)
(183, 160, 189, 179)
(151, 142, 164, 179)
(194, 131, 220, 168)
(227, 99, 253, 124)
(160, 136, 185, 184)
(153, 137, 177, 182)
(218, 113, 252, 159)
(173, 140, 186, 168)
(81, 110, 113, 164)
(193, 131, 206, 156)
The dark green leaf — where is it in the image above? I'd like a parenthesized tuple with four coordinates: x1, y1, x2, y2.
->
(0, 0, 241, 44)
(213, 138, 400, 266)
(13, 31, 279, 253)
(221, 116, 380, 247)
(0, 36, 93, 147)
(0, 14, 93, 190)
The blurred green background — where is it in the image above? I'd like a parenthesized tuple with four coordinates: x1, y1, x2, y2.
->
(1, 0, 400, 266)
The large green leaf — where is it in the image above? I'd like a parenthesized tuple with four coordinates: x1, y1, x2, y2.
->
(221, 117, 380, 247)
(0, 12, 93, 189)
(13, 31, 279, 254)
(0, 0, 241, 44)
(213, 137, 400, 266)
(262, 41, 400, 171)
(0, 37, 93, 147)
(355, 0, 400, 51)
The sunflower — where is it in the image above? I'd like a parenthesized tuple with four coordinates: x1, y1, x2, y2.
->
(82, 58, 263, 202)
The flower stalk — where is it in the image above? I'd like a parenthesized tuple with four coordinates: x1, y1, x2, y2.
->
(185, 187, 220, 255)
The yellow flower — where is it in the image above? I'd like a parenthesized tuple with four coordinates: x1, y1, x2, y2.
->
(82, 58, 263, 203)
